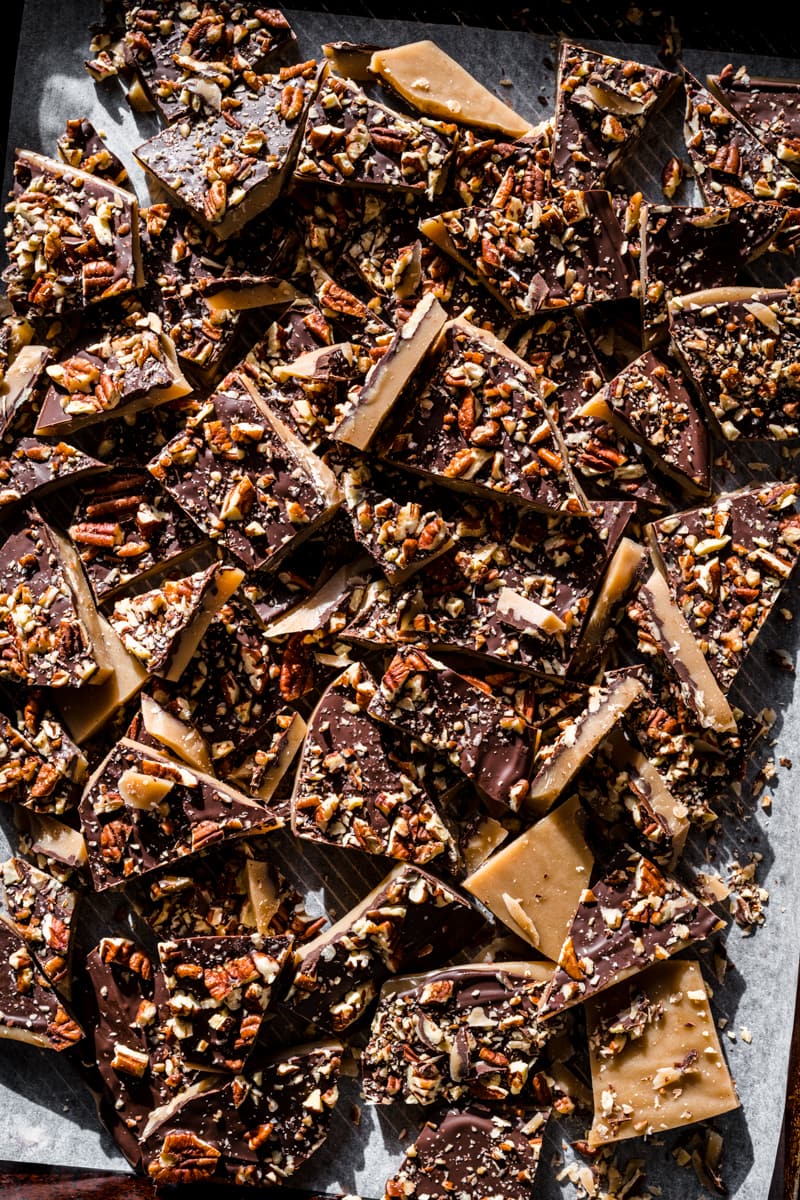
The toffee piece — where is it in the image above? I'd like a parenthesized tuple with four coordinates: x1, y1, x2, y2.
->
(0, 439, 105, 513)
(291, 661, 454, 865)
(369, 647, 535, 816)
(294, 71, 457, 199)
(4, 150, 142, 318)
(1, 857, 77, 993)
(108, 562, 244, 681)
(669, 285, 800, 441)
(57, 117, 129, 186)
(647, 482, 800, 691)
(135, 62, 320, 241)
(148, 371, 341, 571)
(36, 312, 191, 437)
(0, 913, 83, 1051)
(708, 65, 800, 175)
(587, 958, 738, 1144)
(385, 317, 586, 514)
(361, 961, 556, 1106)
(465, 793, 594, 962)
(538, 850, 722, 1019)
(0, 346, 51, 442)
(420, 189, 632, 318)
(286, 863, 486, 1033)
(552, 43, 678, 191)
(579, 352, 711, 495)
(158, 931, 293, 1069)
(383, 1105, 549, 1200)
(79, 738, 284, 890)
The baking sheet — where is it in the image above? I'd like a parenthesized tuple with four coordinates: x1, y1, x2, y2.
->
(3, 4, 800, 1197)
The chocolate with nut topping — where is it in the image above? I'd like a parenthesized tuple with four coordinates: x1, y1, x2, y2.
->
(537, 849, 723, 1019)
(339, 457, 453, 583)
(0, 712, 81, 816)
(386, 317, 586, 514)
(140, 844, 321, 942)
(369, 647, 535, 816)
(114, 2, 297, 124)
(552, 44, 678, 192)
(148, 371, 342, 571)
(158, 932, 292, 1070)
(1, 857, 77, 993)
(0, 510, 110, 689)
(421, 189, 633, 318)
(36, 311, 191, 437)
(68, 469, 206, 603)
(79, 737, 284, 891)
(286, 863, 485, 1034)
(344, 497, 635, 675)
(292, 661, 455, 866)
(0, 439, 105, 513)
(708, 65, 800, 176)
(294, 71, 457, 200)
(683, 70, 800, 207)
(0, 912, 83, 1051)
(57, 118, 129, 187)
(361, 961, 557, 1106)
(647, 482, 800, 692)
(579, 351, 711, 494)
(669, 285, 800, 441)
(3, 150, 142, 318)
(135, 62, 320, 242)
(640, 202, 787, 347)
(383, 1105, 549, 1200)
(453, 125, 551, 209)
(108, 562, 244, 681)
(514, 313, 669, 508)
(141, 1040, 341, 1186)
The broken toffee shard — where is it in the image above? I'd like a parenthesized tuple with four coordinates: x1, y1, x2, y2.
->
(551, 43, 678, 191)
(384, 316, 587, 514)
(420, 189, 633, 318)
(79, 738, 283, 891)
(369, 647, 535, 815)
(464, 793, 594, 962)
(646, 481, 800, 692)
(383, 1105, 549, 1200)
(157, 931, 293, 1070)
(0, 912, 82, 1051)
(707, 64, 800, 177)
(285, 863, 486, 1033)
(135, 62, 321, 241)
(669, 285, 800, 441)
(148, 370, 342, 571)
(587, 958, 738, 1145)
(577, 351, 711, 495)
(291, 661, 454, 865)
(537, 850, 723, 1019)
(361, 961, 557, 1106)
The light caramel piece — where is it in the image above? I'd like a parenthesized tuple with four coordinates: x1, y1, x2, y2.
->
(244, 859, 283, 935)
(528, 673, 646, 815)
(460, 816, 508, 876)
(369, 41, 533, 138)
(587, 959, 739, 1146)
(635, 565, 736, 733)
(139, 694, 213, 774)
(465, 794, 593, 962)
(576, 537, 647, 668)
(495, 589, 567, 635)
(47, 526, 115, 686)
(333, 293, 447, 451)
(56, 612, 147, 743)
(202, 277, 297, 312)
(227, 710, 307, 803)
(323, 40, 382, 81)
(0, 344, 49, 435)
(23, 813, 88, 869)
(603, 729, 689, 867)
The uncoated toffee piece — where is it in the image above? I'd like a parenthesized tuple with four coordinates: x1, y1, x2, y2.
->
(361, 961, 557, 1106)
(383, 1104, 550, 1200)
(586, 958, 739, 1145)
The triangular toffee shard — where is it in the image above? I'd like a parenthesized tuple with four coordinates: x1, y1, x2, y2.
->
(291, 661, 454, 865)
(538, 850, 723, 1018)
(552, 42, 678, 190)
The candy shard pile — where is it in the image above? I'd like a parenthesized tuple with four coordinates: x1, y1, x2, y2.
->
(0, 9, 797, 1193)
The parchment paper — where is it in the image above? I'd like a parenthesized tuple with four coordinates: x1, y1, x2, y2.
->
(3, 5, 800, 1197)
